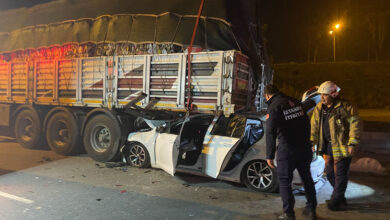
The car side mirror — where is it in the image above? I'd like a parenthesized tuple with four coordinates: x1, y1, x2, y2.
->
(301, 86, 320, 113)
(156, 123, 167, 133)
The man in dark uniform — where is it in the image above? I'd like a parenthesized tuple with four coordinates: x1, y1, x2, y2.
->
(264, 84, 317, 220)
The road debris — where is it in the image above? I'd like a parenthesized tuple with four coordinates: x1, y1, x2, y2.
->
(95, 163, 104, 169)
(208, 195, 218, 200)
(38, 156, 52, 163)
(104, 162, 126, 168)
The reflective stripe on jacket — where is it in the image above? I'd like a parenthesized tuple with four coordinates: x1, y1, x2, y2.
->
(310, 98, 361, 160)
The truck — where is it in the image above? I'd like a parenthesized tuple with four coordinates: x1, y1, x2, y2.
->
(0, 0, 272, 162)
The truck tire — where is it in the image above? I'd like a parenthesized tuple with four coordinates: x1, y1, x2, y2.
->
(46, 111, 81, 155)
(14, 109, 42, 149)
(83, 114, 122, 162)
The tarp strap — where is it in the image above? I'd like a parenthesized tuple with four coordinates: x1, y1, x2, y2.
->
(170, 15, 183, 44)
(186, 0, 205, 110)
(204, 17, 208, 49)
(230, 27, 242, 52)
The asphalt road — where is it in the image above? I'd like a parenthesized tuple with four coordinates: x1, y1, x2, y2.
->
(1, 138, 390, 220)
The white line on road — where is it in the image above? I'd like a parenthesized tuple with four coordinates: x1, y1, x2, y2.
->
(0, 191, 34, 204)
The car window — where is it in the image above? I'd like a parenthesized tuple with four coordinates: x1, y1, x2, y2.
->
(227, 115, 247, 138)
(211, 114, 246, 138)
(169, 121, 183, 134)
(211, 116, 230, 136)
(243, 118, 264, 145)
(181, 115, 214, 131)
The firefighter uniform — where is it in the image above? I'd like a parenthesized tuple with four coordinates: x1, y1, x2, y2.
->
(266, 92, 317, 218)
(310, 98, 361, 208)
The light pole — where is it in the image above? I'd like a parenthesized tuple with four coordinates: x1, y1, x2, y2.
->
(329, 30, 336, 62)
(329, 23, 340, 62)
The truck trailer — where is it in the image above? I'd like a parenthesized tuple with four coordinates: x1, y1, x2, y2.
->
(0, 0, 272, 162)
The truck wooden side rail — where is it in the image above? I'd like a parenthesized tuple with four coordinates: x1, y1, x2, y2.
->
(0, 50, 254, 162)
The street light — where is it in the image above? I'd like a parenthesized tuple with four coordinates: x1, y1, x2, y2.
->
(329, 23, 341, 62)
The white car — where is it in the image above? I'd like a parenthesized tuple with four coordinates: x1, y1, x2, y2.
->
(121, 109, 325, 193)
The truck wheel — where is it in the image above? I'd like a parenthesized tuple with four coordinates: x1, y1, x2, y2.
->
(242, 160, 279, 193)
(83, 114, 122, 162)
(46, 111, 81, 155)
(14, 109, 42, 149)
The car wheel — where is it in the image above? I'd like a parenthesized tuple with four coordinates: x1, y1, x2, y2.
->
(242, 160, 279, 193)
(126, 142, 150, 168)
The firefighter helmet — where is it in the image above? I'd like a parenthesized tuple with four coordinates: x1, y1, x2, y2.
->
(318, 81, 340, 98)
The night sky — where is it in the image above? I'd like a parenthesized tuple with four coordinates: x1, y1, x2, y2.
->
(1, 0, 389, 63)
(0, 0, 53, 11)
(261, 0, 390, 63)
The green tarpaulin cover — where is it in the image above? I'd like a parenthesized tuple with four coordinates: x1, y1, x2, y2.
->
(0, 0, 268, 81)
(0, 0, 239, 52)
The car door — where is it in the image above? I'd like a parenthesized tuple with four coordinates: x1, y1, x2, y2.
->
(202, 115, 245, 178)
(153, 115, 191, 176)
(176, 114, 214, 167)
(154, 132, 180, 176)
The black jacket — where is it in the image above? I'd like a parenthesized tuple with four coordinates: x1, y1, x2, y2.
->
(265, 92, 311, 160)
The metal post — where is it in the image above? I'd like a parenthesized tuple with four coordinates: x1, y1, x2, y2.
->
(333, 33, 336, 62)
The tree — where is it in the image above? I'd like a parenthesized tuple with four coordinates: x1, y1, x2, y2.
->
(367, 3, 389, 61)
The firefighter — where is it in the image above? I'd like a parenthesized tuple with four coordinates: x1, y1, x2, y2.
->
(264, 84, 317, 220)
(310, 81, 361, 211)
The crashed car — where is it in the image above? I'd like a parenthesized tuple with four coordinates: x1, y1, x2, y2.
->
(121, 99, 325, 193)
